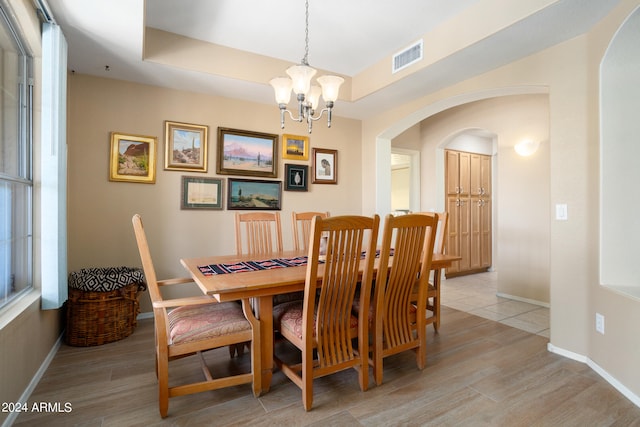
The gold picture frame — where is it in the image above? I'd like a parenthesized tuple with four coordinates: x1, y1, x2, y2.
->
(164, 121, 208, 172)
(282, 134, 309, 160)
(109, 132, 157, 183)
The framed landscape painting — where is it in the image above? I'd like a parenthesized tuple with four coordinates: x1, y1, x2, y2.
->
(164, 121, 208, 172)
(109, 132, 157, 183)
(227, 178, 282, 210)
(282, 134, 309, 160)
(217, 127, 278, 178)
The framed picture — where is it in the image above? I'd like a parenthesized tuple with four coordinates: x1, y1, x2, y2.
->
(227, 178, 282, 210)
(217, 127, 278, 178)
(181, 176, 224, 210)
(282, 134, 309, 160)
(109, 132, 157, 184)
(284, 164, 308, 191)
(312, 148, 338, 184)
(164, 121, 208, 172)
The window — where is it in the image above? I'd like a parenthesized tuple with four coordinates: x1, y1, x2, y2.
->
(0, 5, 33, 309)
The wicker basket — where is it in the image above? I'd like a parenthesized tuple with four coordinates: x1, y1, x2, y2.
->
(65, 268, 146, 347)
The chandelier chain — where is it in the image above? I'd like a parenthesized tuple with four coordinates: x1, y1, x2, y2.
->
(302, 0, 309, 65)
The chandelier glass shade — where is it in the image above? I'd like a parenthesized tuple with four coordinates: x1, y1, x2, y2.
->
(269, 0, 344, 133)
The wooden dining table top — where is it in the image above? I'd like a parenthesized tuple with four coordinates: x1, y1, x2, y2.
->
(180, 250, 461, 302)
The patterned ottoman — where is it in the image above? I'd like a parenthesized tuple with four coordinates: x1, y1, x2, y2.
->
(65, 267, 146, 346)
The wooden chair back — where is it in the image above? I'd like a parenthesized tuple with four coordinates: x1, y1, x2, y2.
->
(372, 213, 437, 385)
(415, 211, 449, 332)
(275, 214, 380, 410)
(291, 211, 330, 251)
(235, 211, 283, 255)
(132, 214, 261, 417)
(434, 211, 449, 255)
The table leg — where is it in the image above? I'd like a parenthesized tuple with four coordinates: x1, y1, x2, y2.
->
(256, 295, 274, 393)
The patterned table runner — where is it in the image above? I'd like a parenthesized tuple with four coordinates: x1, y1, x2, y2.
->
(198, 256, 310, 276)
(198, 249, 388, 276)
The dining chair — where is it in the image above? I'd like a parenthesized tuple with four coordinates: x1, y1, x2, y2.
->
(233, 211, 284, 356)
(291, 211, 330, 251)
(273, 214, 380, 411)
(234, 211, 283, 256)
(132, 214, 261, 418)
(412, 211, 449, 332)
(428, 211, 448, 331)
(364, 213, 437, 386)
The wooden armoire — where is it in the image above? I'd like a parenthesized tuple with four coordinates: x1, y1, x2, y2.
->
(445, 149, 492, 277)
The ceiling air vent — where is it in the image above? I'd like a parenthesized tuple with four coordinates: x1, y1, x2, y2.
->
(392, 39, 423, 74)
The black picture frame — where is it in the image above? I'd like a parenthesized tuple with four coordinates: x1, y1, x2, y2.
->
(227, 178, 282, 210)
(284, 164, 308, 192)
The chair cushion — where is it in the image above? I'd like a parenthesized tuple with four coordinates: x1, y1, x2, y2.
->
(351, 294, 374, 325)
(168, 302, 251, 345)
(274, 300, 358, 340)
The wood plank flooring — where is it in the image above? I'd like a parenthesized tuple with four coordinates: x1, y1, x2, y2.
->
(14, 306, 640, 426)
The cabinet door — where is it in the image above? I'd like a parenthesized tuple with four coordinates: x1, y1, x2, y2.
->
(480, 198, 492, 268)
(458, 152, 470, 196)
(457, 196, 471, 272)
(470, 154, 482, 197)
(469, 197, 482, 270)
(480, 155, 491, 197)
(446, 151, 460, 196)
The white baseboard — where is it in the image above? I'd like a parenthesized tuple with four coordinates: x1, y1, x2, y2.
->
(137, 311, 153, 320)
(2, 332, 64, 427)
(496, 292, 550, 308)
(547, 343, 640, 408)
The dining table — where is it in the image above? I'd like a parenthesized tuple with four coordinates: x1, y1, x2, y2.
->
(180, 249, 461, 394)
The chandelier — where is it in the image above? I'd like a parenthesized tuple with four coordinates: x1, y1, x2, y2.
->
(269, 0, 344, 133)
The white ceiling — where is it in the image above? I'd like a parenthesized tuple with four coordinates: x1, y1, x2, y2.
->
(46, 0, 621, 119)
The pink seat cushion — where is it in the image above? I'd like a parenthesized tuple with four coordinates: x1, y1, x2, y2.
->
(352, 295, 417, 326)
(274, 300, 358, 340)
(168, 302, 251, 345)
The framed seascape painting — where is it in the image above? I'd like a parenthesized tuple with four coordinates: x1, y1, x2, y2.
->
(284, 164, 308, 191)
(312, 148, 337, 184)
(282, 134, 309, 160)
(181, 176, 224, 210)
(227, 178, 282, 210)
(217, 127, 278, 178)
(109, 132, 157, 184)
(164, 121, 208, 172)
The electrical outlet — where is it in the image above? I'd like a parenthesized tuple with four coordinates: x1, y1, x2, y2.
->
(595, 313, 605, 334)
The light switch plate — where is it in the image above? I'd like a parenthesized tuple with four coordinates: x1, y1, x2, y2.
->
(556, 204, 568, 220)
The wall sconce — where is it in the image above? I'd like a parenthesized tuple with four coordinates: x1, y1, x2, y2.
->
(514, 139, 540, 156)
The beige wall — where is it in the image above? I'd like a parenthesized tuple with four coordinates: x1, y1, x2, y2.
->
(4, 0, 640, 419)
(417, 95, 550, 304)
(66, 74, 362, 313)
(361, 0, 640, 401)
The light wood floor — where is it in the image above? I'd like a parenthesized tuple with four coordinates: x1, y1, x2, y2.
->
(14, 305, 640, 426)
